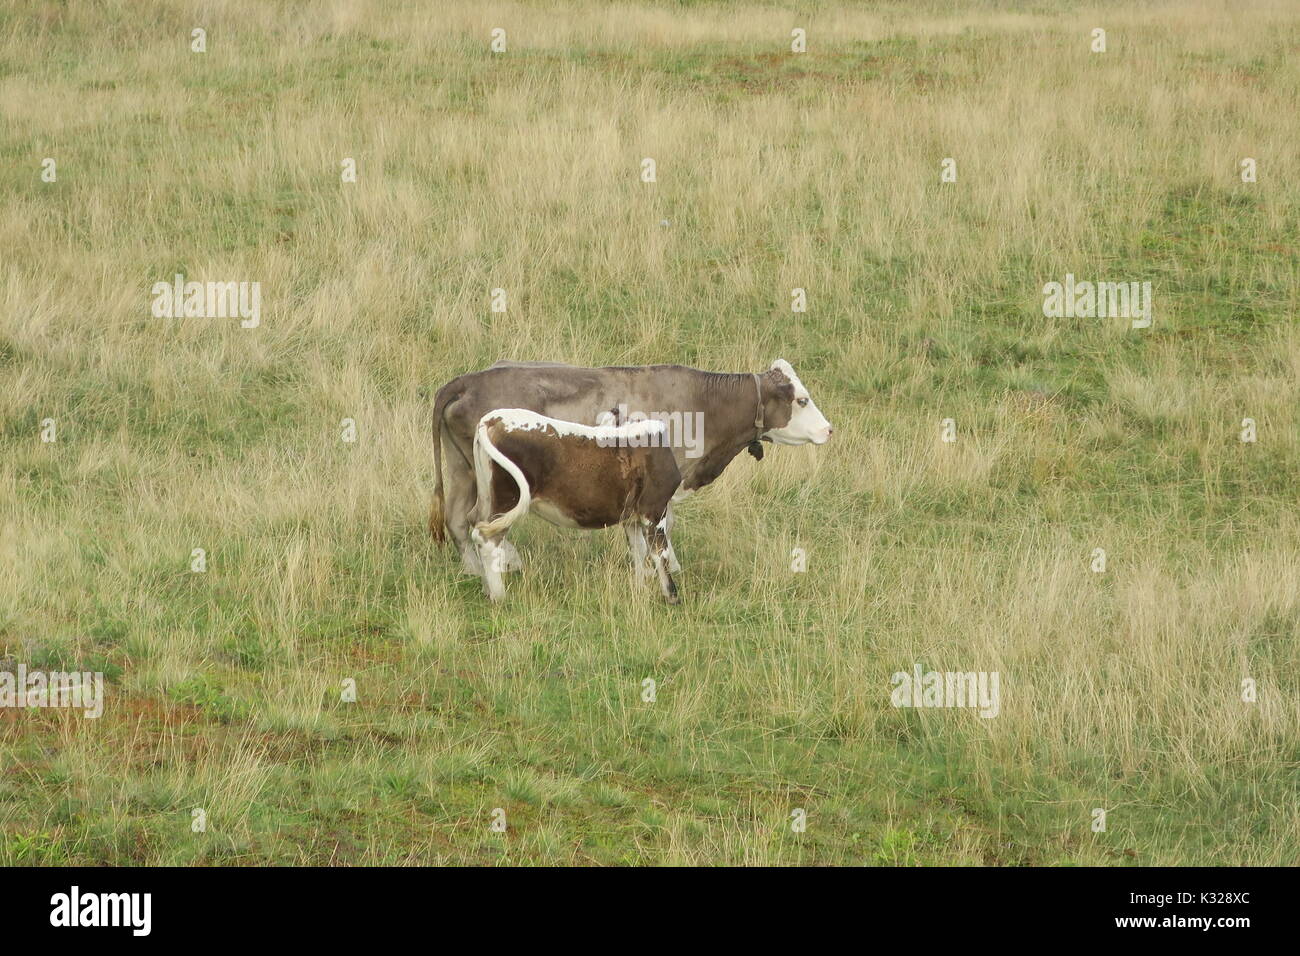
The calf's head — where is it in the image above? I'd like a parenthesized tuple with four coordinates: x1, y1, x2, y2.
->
(760, 359, 833, 446)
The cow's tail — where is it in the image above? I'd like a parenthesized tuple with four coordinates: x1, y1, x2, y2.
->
(427, 383, 457, 542)
(472, 418, 530, 540)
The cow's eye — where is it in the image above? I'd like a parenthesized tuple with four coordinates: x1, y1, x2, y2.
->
(797, 398, 809, 407)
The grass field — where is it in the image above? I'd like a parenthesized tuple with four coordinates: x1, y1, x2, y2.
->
(1, 0, 1298, 865)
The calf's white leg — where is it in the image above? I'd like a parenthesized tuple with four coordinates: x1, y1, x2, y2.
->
(472, 529, 508, 601)
(624, 521, 653, 580)
(470, 419, 533, 602)
(496, 540, 523, 572)
(647, 519, 680, 604)
(662, 502, 681, 573)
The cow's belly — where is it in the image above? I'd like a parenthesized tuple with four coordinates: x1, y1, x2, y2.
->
(530, 494, 621, 530)
(530, 497, 585, 529)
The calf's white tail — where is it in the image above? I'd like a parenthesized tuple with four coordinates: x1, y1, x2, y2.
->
(473, 419, 531, 539)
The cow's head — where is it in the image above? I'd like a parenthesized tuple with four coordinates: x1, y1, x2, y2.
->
(760, 359, 833, 446)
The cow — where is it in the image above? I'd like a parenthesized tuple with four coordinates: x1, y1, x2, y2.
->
(430, 358, 833, 577)
(471, 409, 682, 603)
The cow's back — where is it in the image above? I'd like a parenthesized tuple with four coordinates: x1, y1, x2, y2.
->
(442, 364, 699, 463)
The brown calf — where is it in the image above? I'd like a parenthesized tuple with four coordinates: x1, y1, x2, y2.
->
(471, 408, 683, 603)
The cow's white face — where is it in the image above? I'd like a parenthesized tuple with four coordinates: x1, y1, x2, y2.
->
(763, 359, 833, 445)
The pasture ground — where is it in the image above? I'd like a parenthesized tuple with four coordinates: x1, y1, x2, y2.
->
(1, 0, 1298, 864)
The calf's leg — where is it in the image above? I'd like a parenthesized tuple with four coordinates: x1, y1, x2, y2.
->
(624, 521, 653, 580)
(662, 502, 682, 573)
(446, 437, 523, 575)
(470, 420, 532, 601)
(471, 528, 510, 601)
(647, 521, 680, 605)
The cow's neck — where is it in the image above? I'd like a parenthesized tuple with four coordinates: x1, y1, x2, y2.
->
(678, 372, 762, 492)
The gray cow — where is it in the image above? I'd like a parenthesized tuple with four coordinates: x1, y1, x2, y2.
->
(429, 359, 832, 577)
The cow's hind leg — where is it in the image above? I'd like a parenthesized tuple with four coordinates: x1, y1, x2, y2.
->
(647, 521, 679, 605)
(444, 446, 484, 575)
